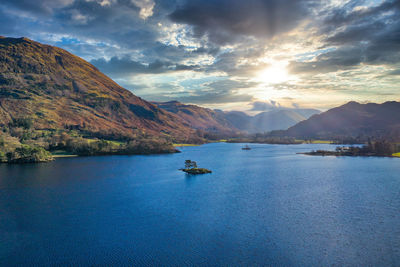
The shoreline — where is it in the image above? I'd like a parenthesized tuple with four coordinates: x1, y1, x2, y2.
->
(173, 144, 201, 147)
(299, 152, 399, 158)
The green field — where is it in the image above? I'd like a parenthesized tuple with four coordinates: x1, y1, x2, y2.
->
(86, 139, 125, 146)
(309, 140, 333, 144)
(173, 144, 200, 147)
(51, 150, 78, 158)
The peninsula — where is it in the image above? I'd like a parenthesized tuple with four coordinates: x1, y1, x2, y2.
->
(300, 141, 400, 158)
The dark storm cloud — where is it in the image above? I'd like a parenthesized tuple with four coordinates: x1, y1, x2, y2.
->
(91, 56, 199, 75)
(169, 0, 317, 44)
(290, 0, 400, 74)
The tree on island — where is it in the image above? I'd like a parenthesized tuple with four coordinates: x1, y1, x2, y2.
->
(185, 160, 197, 169)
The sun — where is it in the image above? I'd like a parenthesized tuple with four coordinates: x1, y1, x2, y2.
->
(256, 61, 291, 84)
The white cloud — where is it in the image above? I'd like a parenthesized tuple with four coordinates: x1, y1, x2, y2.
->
(84, 0, 116, 6)
(131, 0, 155, 19)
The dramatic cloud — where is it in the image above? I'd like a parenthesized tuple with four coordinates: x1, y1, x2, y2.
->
(290, 0, 400, 74)
(0, 0, 399, 111)
(169, 0, 317, 44)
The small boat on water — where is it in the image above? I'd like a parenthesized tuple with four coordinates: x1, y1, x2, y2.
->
(242, 145, 251, 150)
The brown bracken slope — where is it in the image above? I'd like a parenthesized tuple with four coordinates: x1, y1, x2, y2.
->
(0, 36, 200, 141)
(153, 101, 240, 136)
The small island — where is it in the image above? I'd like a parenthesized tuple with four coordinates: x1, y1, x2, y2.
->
(180, 160, 212, 174)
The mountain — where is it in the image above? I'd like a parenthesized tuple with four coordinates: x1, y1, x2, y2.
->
(0, 36, 198, 142)
(223, 111, 253, 131)
(251, 109, 320, 133)
(285, 101, 400, 140)
(223, 109, 320, 133)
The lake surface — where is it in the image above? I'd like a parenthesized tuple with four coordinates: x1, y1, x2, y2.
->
(1, 143, 400, 266)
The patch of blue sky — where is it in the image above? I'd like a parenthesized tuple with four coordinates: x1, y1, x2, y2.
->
(295, 47, 336, 62)
(55, 36, 111, 49)
(56, 37, 81, 45)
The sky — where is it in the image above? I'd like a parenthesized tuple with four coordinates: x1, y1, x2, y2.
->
(0, 0, 399, 112)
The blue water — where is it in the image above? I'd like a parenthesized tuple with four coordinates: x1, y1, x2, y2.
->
(1, 143, 400, 266)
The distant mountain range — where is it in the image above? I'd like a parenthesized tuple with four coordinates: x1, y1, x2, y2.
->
(154, 101, 320, 134)
(285, 101, 400, 140)
(223, 108, 320, 133)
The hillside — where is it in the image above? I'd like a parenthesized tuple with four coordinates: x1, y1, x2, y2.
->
(153, 101, 240, 137)
(0, 36, 200, 142)
(286, 101, 400, 140)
